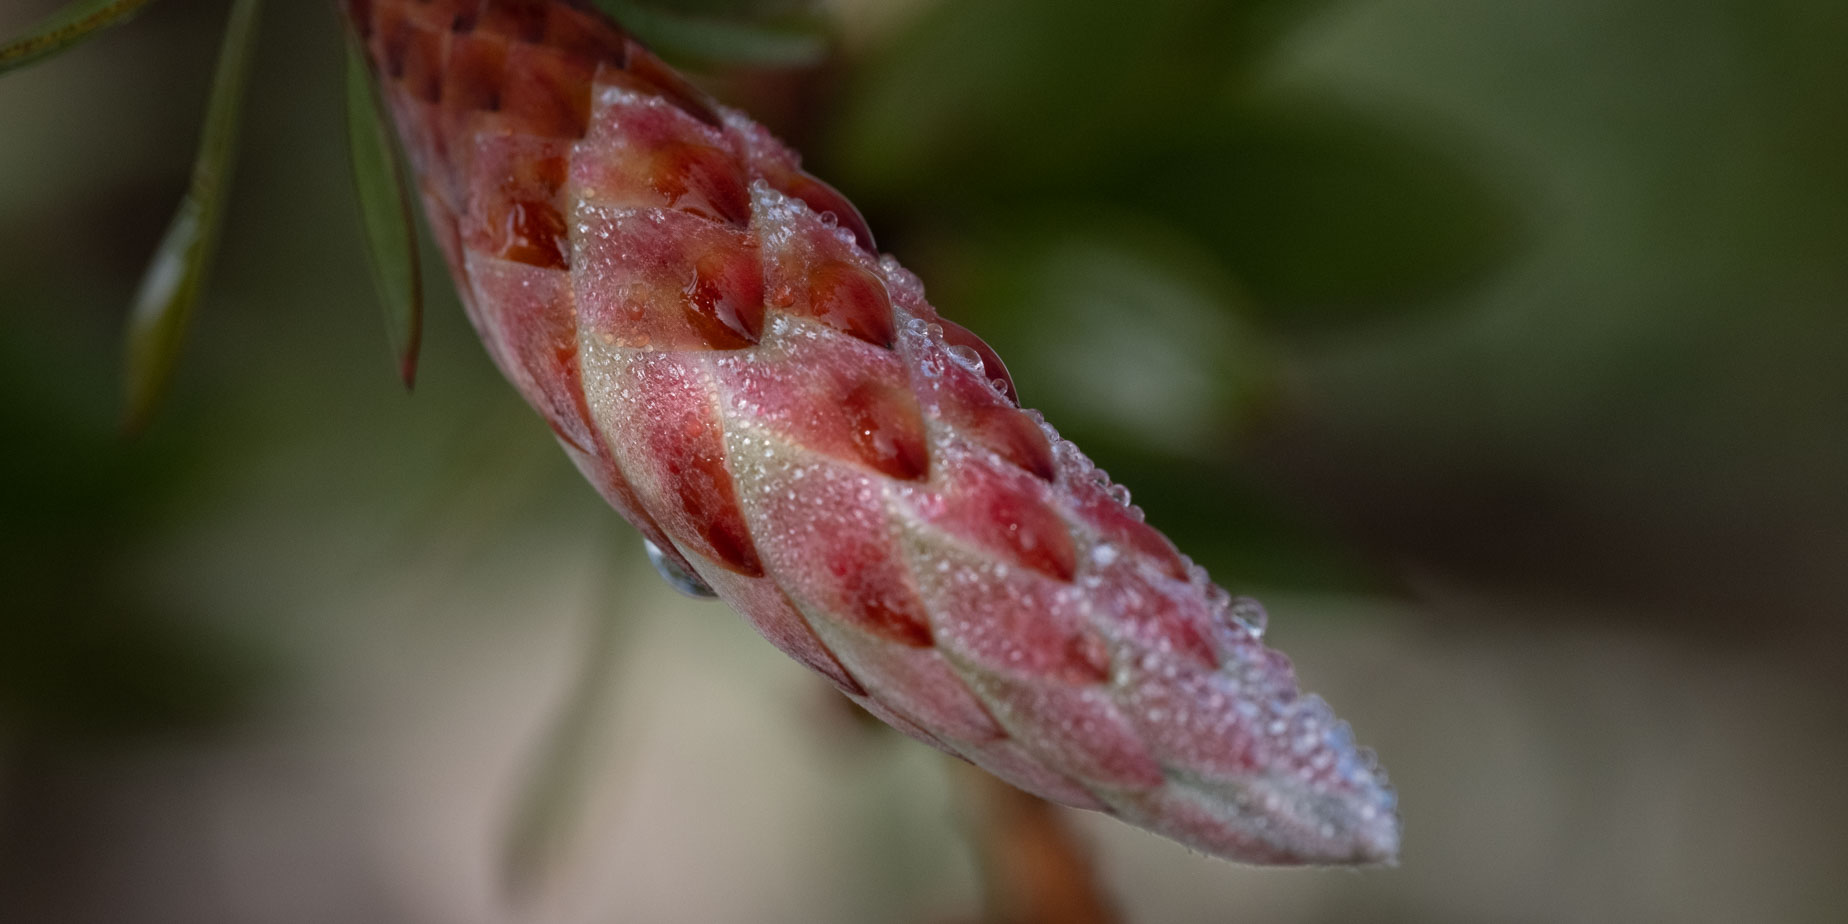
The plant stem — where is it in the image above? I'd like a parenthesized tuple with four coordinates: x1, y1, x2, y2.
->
(949, 758, 1119, 924)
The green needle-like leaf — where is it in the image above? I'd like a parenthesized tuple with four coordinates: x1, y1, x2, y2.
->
(0, 0, 157, 75)
(345, 41, 423, 388)
(120, 0, 261, 433)
(596, 0, 829, 68)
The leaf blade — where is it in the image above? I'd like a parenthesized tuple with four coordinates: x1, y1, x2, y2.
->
(120, 0, 262, 433)
(344, 40, 423, 388)
(0, 0, 157, 75)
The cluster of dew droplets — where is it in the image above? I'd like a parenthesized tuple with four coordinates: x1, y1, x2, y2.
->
(900, 314, 993, 387)
(747, 177, 865, 253)
(901, 316, 945, 353)
(1023, 384, 1398, 853)
(877, 253, 926, 304)
(877, 254, 1015, 400)
(1272, 693, 1396, 838)
(749, 179, 1015, 402)
(747, 179, 803, 250)
(897, 314, 1016, 412)
(1046, 408, 1273, 651)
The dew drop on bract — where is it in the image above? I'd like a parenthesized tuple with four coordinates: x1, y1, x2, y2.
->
(645, 540, 717, 598)
(944, 344, 984, 374)
(1229, 596, 1269, 638)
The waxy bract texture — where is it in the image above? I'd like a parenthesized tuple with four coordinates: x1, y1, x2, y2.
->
(344, 0, 1398, 864)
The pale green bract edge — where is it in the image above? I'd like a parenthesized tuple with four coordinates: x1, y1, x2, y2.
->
(0, 0, 157, 75)
(121, 0, 262, 433)
(596, 0, 830, 68)
(344, 41, 424, 388)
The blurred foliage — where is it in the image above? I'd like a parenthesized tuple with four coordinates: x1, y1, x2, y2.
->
(594, 0, 832, 68)
(830, 0, 1519, 317)
(832, 0, 1335, 194)
(0, 0, 155, 75)
(498, 538, 634, 904)
(0, 293, 272, 736)
(1095, 97, 1521, 320)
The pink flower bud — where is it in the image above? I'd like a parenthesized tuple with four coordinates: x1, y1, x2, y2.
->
(345, 0, 1398, 865)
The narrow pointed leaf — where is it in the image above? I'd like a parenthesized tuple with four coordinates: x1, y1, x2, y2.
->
(0, 0, 156, 75)
(596, 0, 829, 68)
(344, 41, 423, 388)
(120, 0, 262, 433)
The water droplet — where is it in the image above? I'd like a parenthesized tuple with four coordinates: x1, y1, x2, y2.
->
(645, 540, 717, 599)
(944, 344, 984, 373)
(1229, 597, 1269, 637)
(1204, 583, 1232, 611)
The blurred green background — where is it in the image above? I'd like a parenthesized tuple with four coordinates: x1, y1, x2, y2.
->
(3, 0, 1846, 921)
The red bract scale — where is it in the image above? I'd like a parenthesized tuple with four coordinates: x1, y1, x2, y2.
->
(343, 0, 1398, 864)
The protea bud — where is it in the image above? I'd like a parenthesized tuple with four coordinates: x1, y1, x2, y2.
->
(343, 0, 1398, 864)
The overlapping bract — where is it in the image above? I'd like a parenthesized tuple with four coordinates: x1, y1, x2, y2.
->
(345, 0, 1398, 864)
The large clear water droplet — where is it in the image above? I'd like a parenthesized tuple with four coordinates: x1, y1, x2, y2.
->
(944, 344, 984, 374)
(645, 540, 717, 599)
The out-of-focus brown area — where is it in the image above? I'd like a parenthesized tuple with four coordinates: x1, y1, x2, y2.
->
(949, 759, 1117, 924)
(2, 0, 1845, 922)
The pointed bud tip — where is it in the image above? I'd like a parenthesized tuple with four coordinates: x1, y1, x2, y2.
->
(1275, 764, 1401, 867)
